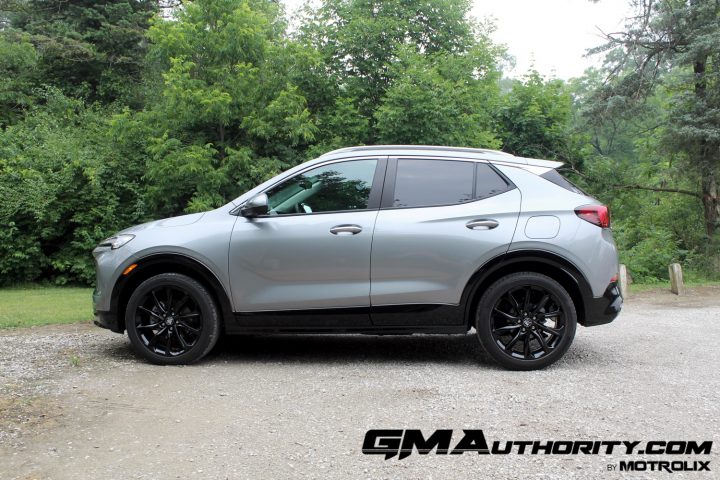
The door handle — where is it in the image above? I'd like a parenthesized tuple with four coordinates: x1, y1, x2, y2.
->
(330, 224, 363, 235)
(466, 219, 499, 230)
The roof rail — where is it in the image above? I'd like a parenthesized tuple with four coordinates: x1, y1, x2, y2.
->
(321, 145, 515, 157)
(318, 145, 564, 169)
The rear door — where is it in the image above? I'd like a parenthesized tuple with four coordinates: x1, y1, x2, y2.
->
(370, 157, 521, 324)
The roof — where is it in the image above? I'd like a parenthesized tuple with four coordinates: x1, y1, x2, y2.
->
(318, 145, 564, 169)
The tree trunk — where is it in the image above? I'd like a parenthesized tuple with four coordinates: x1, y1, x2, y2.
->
(702, 171, 720, 243)
(692, 49, 719, 244)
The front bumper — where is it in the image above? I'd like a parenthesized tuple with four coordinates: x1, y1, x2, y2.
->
(94, 310, 123, 333)
(93, 285, 123, 333)
(582, 281, 622, 327)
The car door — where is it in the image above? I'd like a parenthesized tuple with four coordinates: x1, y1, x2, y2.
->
(370, 157, 521, 325)
(229, 157, 385, 323)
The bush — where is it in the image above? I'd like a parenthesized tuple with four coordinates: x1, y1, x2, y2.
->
(0, 90, 148, 285)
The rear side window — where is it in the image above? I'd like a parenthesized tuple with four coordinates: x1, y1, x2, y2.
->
(392, 159, 513, 208)
(476, 163, 512, 199)
(393, 159, 474, 207)
(540, 169, 586, 195)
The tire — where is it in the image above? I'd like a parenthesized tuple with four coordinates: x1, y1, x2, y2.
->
(125, 273, 220, 365)
(475, 272, 577, 370)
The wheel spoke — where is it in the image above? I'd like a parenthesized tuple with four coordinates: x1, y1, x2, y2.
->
(151, 290, 166, 314)
(493, 324, 521, 334)
(164, 330, 172, 356)
(506, 291, 521, 312)
(530, 330, 550, 353)
(174, 294, 190, 313)
(174, 328, 188, 350)
(493, 308, 518, 321)
(178, 312, 200, 320)
(165, 288, 173, 311)
(542, 310, 561, 319)
(177, 320, 200, 334)
(138, 306, 163, 321)
(533, 294, 550, 314)
(137, 322, 162, 330)
(523, 287, 531, 312)
(148, 327, 168, 349)
(523, 333, 530, 358)
(505, 330, 522, 350)
(536, 323, 564, 337)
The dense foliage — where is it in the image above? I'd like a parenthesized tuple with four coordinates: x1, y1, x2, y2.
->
(0, 0, 718, 285)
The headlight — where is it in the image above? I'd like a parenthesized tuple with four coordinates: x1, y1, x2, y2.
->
(98, 234, 135, 250)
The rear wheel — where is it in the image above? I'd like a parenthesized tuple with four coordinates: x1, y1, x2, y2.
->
(125, 273, 220, 365)
(475, 272, 577, 370)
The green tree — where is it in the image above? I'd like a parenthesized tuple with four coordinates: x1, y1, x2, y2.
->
(498, 71, 574, 159)
(3, 0, 157, 104)
(299, 0, 496, 140)
(597, 0, 720, 246)
(0, 31, 38, 126)
(375, 46, 501, 147)
(140, 0, 317, 215)
(569, 57, 714, 279)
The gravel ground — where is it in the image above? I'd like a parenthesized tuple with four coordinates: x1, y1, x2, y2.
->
(1, 287, 719, 479)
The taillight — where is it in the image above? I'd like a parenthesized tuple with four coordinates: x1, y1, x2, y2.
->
(575, 205, 611, 228)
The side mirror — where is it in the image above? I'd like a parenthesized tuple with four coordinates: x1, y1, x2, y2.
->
(240, 193, 269, 217)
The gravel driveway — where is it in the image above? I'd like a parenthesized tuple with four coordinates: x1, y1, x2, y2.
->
(1, 288, 719, 479)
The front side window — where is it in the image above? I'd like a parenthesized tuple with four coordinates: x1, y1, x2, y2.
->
(266, 159, 378, 215)
(393, 159, 474, 208)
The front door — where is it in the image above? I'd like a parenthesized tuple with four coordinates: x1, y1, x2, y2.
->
(229, 158, 384, 318)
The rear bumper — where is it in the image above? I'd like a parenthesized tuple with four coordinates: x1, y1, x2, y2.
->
(582, 281, 622, 327)
(94, 310, 123, 333)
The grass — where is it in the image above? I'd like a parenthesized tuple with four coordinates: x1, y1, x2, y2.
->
(629, 279, 720, 294)
(0, 286, 93, 329)
(2, 279, 720, 329)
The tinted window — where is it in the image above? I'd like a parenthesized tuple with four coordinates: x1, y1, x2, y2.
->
(393, 159, 474, 208)
(476, 163, 511, 199)
(540, 169, 586, 195)
(266, 159, 377, 215)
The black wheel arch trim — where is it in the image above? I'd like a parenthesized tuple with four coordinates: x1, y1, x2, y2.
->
(461, 249, 598, 328)
(107, 249, 611, 334)
(109, 253, 233, 334)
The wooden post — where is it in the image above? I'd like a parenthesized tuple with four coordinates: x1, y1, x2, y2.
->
(669, 263, 685, 295)
(618, 264, 629, 299)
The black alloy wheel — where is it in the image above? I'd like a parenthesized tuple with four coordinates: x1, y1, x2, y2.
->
(125, 273, 220, 365)
(476, 272, 577, 370)
(135, 285, 202, 356)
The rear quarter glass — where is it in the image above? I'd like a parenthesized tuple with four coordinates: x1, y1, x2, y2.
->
(540, 169, 587, 196)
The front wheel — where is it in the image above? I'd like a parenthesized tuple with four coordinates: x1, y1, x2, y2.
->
(475, 272, 577, 370)
(125, 273, 220, 365)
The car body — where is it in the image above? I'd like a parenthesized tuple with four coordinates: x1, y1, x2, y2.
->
(93, 145, 622, 369)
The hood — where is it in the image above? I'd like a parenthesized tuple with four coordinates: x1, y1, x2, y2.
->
(118, 212, 206, 234)
(156, 212, 206, 227)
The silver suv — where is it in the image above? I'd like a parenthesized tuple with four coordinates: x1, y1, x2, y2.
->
(93, 145, 622, 370)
